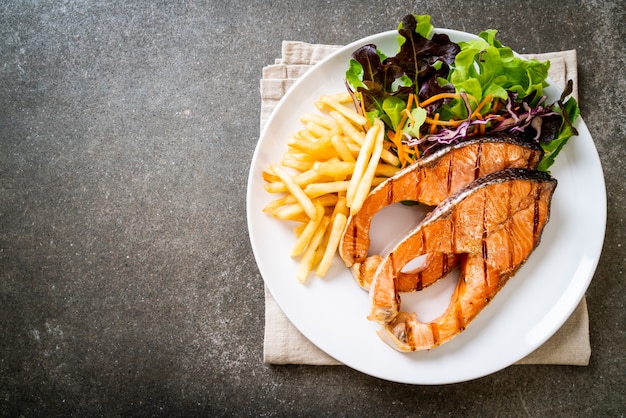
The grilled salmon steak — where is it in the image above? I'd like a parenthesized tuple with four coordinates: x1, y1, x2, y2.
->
(368, 169, 557, 351)
(339, 134, 544, 290)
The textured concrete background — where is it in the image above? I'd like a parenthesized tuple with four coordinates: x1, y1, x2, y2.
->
(1, 1, 624, 416)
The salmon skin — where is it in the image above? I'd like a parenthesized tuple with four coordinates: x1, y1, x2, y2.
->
(339, 133, 544, 291)
(368, 168, 557, 351)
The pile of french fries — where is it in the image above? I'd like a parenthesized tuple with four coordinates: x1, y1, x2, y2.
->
(262, 92, 401, 282)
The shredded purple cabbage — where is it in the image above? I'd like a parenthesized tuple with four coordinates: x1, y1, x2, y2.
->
(405, 92, 560, 155)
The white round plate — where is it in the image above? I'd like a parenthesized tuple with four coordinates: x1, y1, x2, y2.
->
(246, 29, 606, 384)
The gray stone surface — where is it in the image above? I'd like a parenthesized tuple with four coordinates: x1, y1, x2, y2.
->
(0, 1, 624, 416)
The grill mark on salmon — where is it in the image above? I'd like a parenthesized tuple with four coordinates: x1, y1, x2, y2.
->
(474, 141, 483, 181)
(396, 253, 459, 292)
(339, 134, 544, 291)
(481, 192, 490, 291)
(447, 150, 455, 195)
(369, 169, 557, 352)
(507, 181, 514, 271)
(533, 187, 541, 241)
(386, 177, 394, 204)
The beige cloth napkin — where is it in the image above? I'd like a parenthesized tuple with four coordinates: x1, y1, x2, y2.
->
(260, 41, 590, 367)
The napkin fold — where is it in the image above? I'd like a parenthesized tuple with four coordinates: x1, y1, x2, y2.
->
(260, 41, 589, 367)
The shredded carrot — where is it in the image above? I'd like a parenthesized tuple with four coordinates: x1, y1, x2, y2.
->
(396, 112, 410, 134)
(391, 132, 405, 166)
(399, 94, 419, 167)
(471, 113, 483, 136)
(382, 93, 419, 168)
(406, 93, 416, 112)
(470, 94, 494, 119)
(492, 98, 502, 114)
(418, 92, 462, 108)
(429, 113, 440, 134)
(425, 117, 463, 127)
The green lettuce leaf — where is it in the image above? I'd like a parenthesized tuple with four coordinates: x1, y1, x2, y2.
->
(403, 107, 427, 137)
(442, 30, 551, 119)
(382, 96, 407, 130)
(537, 95, 580, 171)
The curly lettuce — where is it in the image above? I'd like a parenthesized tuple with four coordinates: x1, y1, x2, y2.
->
(345, 14, 460, 130)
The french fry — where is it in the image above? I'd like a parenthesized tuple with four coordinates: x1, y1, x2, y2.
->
(291, 202, 325, 257)
(293, 222, 307, 237)
(316, 212, 347, 277)
(287, 213, 314, 224)
(297, 129, 320, 143)
(262, 195, 296, 213)
(326, 91, 353, 103)
(351, 120, 385, 215)
(304, 121, 329, 138)
(306, 136, 338, 160)
(270, 163, 317, 219)
(296, 216, 331, 283)
(329, 110, 366, 146)
(299, 112, 335, 129)
(346, 121, 380, 206)
(344, 141, 361, 157)
(331, 134, 355, 162)
(287, 135, 315, 153)
(320, 95, 368, 127)
(264, 168, 322, 193)
(313, 160, 355, 180)
(262, 169, 280, 183)
(371, 176, 389, 186)
(304, 181, 350, 198)
(272, 194, 338, 220)
(333, 194, 348, 217)
(380, 148, 401, 167)
(262, 89, 405, 282)
(314, 92, 354, 111)
(281, 158, 314, 172)
(284, 151, 316, 162)
(316, 196, 349, 277)
(314, 194, 341, 207)
(273, 205, 312, 221)
(375, 163, 401, 178)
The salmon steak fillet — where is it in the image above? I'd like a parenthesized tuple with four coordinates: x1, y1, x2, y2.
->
(368, 169, 557, 351)
(339, 134, 544, 291)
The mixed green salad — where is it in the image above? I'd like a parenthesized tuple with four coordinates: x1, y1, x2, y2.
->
(345, 14, 579, 171)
